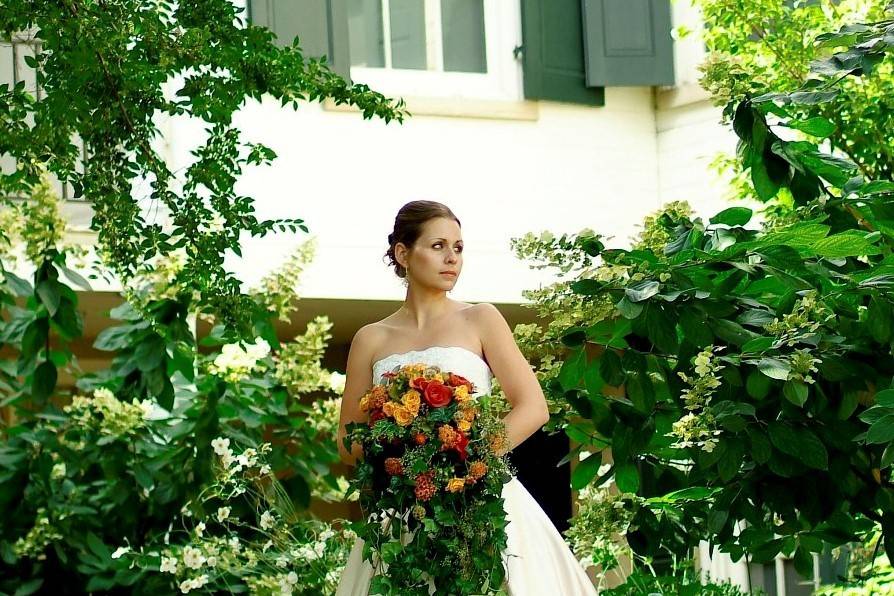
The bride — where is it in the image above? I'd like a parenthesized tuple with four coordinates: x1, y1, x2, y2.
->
(335, 200, 598, 595)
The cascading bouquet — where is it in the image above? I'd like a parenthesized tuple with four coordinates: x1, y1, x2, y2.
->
(342, 362, 515, 595)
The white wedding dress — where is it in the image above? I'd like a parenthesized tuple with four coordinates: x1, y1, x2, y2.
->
(335, 345, 598, 596)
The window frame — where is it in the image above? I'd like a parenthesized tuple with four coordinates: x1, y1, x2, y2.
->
(348, 0, 524, 102)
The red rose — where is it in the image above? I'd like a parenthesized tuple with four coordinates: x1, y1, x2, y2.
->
(454, 429, 469, 461)
(368, 409, 386, 426)
(410, 377, 430, 391)
(423, 380, 453, 408)
(447, 373, 473, 392)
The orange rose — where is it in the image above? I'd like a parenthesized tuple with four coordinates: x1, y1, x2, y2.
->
(423, 380, 453, 408)
(382, 402, 395, 417)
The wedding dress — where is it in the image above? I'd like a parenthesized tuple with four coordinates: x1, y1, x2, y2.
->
(335, 345, 598, 596)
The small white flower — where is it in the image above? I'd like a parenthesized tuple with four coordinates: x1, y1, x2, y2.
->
(195, 522, 206, 537)
(179, 579, 194, 594)
(211, 437, 230, 456)
(229, 536, 241, 552)
(111, 546, 130, 559)
(206, 556, 218, 568)
(319, 529, 334, 542)
(51, 462, 66, 480)
(259, 464, 272, 475)
(94, 387, 116, 400)
(276, 555, 288, 567)
(263, 540, 274, 551)
(160, 556, 178, 574)
(183, 545, 205, 569)
(287, 571, 299, 585)
(260, 511, 275, 531)
(329, 372, 346, 394)
(216, 507, 231, 522)
(192, 574, 209, 589)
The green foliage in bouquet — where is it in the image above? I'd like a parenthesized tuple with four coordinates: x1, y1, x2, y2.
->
(343, 363, 515, 595)
(512, 6, 894, 583)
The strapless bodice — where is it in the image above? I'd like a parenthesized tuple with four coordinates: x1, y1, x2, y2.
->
(372, 345, 493, 396)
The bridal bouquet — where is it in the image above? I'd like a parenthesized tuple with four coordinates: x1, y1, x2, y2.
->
(343, 362, 514, 595)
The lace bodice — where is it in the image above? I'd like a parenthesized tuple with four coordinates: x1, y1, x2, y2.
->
(372, 345, 493, 396)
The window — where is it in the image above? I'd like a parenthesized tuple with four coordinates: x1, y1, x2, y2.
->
(346, 0, 522, 101)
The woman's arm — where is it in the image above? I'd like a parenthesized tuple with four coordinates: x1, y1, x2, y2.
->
(336, 324, 378, 467)
(474, 303, 550, 456)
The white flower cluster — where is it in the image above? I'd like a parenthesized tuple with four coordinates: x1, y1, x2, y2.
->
(211, 436, 273, 478)
(207, 338, 271, 383)
(328, 371, 346, 394)
(179, 573, 209, 593)
(669, 346, 724, 453)
(63, 387, 154, 438)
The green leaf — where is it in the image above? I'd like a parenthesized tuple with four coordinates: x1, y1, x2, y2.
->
(625, 280, 660, 303)
(768, 422, 828, 469)
(32, 360, 57, 404)
(876, 389, 894, 407)
(812, 230, 880, 258)
(758, 357, 791, 380)
(749, 429, 772, 464)
(746, 370, 773, 399)
(869, 298, 893, 343)
(867, 415, 894, 444)
(599, 350, 625, 387)
(560, 327, 587, 348)
(710, 207, 753, 226)
(59, 265, 93, 291)
(614, 462, 639, 493)
(783, 380, 809, 407)
(571, 452, 603, 490)
(709, 319, 758, 346)
(36, 280, 61, 317)
(3, 270, 32, 296)
(615, 296, 644, 319)
(785, 116, 836, 138)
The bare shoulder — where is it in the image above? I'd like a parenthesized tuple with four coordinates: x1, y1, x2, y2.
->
(351, 322, 387, 352)
(468, 302, 503, 323)
(468, 302, 510, 340)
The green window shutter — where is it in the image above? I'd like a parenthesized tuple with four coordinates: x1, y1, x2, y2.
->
(248, 0, 351, 82)
(520, 0, 605, 106)
(581, 0, 675, 87)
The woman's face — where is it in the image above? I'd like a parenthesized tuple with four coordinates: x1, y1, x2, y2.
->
(400, 217, 463, 288)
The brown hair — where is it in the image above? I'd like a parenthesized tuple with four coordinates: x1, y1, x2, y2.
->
(384, 200, 461, 279)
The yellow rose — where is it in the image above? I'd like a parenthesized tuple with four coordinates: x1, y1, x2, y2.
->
(382, 402, 395, 417)
(432, 373, 444, 382)
(393, 405, 414, 427)
(454, 385, 470, 402)
(403, 390, 421, 415)
(446, 477, 466, 493)
(457, 419, 472, 432)
(359, 395, 370, 412)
